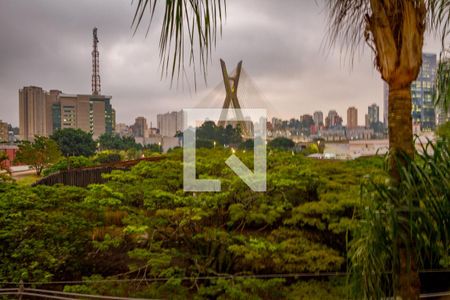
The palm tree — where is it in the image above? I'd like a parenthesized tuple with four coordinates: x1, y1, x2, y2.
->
(132, 1, 449, 298)
(325, 1, 448, 179)
(324, 2, 448, 298)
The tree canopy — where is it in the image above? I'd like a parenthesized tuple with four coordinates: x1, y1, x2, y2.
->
(0, 148, 389, 298)
(196, 121, 243, 147)
(51, 128, 97, 157)
(42, 156, 95, 176)
(15, 136, 61, 176)
(97, 133, 142, 151)
(268, 137, 295, 150)
(2, 144, 449, 298)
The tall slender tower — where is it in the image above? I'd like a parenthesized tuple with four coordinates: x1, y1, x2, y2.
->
(92, 27, 101, 95)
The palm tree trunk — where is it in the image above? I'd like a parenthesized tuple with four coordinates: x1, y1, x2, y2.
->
(388, 85, 415, 181)
(398, 248, 420, 300)
(388, 84, 420, 299)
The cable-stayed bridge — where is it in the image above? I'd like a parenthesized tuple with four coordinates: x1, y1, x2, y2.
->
(193, 59, 278, 133)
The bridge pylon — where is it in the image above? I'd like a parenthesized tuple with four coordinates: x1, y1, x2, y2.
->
(218, 59, 252, 138)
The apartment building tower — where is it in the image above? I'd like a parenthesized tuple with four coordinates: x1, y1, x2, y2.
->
(19, 86, 114, 140)
(157, 111, 184, 137)
(346, 107, 358, 129)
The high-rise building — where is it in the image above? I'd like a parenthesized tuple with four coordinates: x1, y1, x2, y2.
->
(325, 110, 342, 129)
(157, 111, 184, 137)
(313, 111, 323, 127)
(346, 107, 358, 129)
(58, 93, 113, 138)
(131, 117, 149, 138)
(412, 53, 437, 131)
(368, 103, 380, 125)
(271, 117, 283, 131)
(19, 86, 49, 140)
(300, 114, 314, 135)
(19, 86, 114, 140)
(384, 53, 437, 131)
(383, 82, 389, 128)
(47, 90, 62, 134)
(366, 103, 384, 134)
(0, 120, 8, 142)
(300, 114, 314, 125)
(115, 123, 132, 137)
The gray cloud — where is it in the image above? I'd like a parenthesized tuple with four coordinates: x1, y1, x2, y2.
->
(0, 0, 442, 126)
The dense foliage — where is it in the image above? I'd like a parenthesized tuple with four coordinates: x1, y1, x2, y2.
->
(196, 121, 243, 147)
(0, 185, 91, 282)
(14, 136, 61, 176)
(97, 133, 143, 151)
(0, 149, 386, 298)
(94, 151, 123, 164)
(268, 137, 295, 150)
(42, 156, 95, 176)
(51, 128, 97, 157)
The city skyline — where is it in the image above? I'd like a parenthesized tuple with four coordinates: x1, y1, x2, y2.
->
(0, 0, 443, 127)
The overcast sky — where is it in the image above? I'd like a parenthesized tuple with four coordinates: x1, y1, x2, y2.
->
(0, 0, 442, 127)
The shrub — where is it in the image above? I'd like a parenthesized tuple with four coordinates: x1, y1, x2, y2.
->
(94, 152, 123, 164)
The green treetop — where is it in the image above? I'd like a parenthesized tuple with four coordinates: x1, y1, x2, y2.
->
(51, 128, 97, 157)
(15, 136, 61, 176)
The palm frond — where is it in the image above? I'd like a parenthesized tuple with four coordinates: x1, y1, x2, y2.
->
(324, 0, 449, 66)
(324, 0, 370, 64)
(427, 0, 450, 49)
(132, 0, 226, 88)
